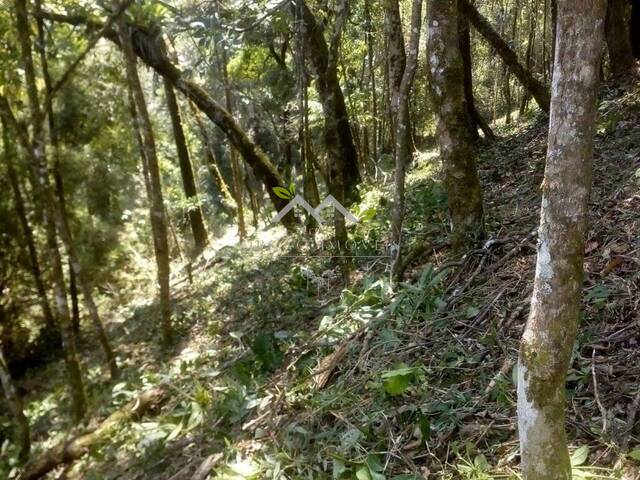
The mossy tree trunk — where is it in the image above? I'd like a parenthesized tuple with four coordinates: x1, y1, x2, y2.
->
(299, 0, 361, 203)
(386, 0, 423, 278)
(427, 0, 485, 252)
(163, 80, 208, 253)
(517, 1, 606, 478)
(114, 10, 173, 347)
(605, 0, 636, 78)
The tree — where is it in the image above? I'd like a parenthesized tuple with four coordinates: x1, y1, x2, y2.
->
(517, 1, 606, 478)
(0, 340, 30, 463)
(427, 0, 485, 251)
(299, 0, 361, 203)
(13, 0, 117, 380)
(461, 0, 551, 112)
(163, 80, 209, 253)
(114, 11, 173, 346)
(385, 0, 423, 278)
(605, 0, 636, 78)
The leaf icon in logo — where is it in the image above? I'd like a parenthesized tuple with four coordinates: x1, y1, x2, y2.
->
(288, 182, 295, 196)
(273, 186, 293, 200)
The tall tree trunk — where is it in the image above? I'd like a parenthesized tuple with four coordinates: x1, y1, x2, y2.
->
(300, 0, 361, 204)
(213, 9, 247, 240)
(114, 10, 173, 347)
(551, 0, 558, 77)
(605, 0, 636, 78)
(520, 8, 537, 115)
(386, 0, 423, 279)
(458, 0, 496, 140)
(364, 0, 378, 171)
(163, 79, 208, 253)
(427, 0, 485, 251)
(14, 0, 117, 379)
(0, 98, 88, 423)
(0, 338, 30, 463)
(35, 0, 81, 334)
(517, 1, 606, 478)
(461, 0, 551, 112)
(3, 120, 56, 333)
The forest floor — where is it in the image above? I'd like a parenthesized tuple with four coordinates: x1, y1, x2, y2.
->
(3, 83, 640, 480)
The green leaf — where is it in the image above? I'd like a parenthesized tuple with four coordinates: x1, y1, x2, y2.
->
(288, 182, 295, 195)
(383, 374, 410, 396)
(628, 448, 640, 461)
(465, 306, 480, 319)
(391, 475, 423, 480)
(356, 465, 372, 480)
(570, 445, 589, 466)
(273, 186, 293, 200)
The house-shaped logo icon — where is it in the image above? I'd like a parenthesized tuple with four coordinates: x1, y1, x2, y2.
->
(271, 194, 359, 225)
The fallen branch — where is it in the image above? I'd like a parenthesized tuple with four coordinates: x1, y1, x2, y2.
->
(19, 386, 166, 480)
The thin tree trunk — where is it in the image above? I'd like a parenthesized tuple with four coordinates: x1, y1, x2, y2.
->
(386, 0, 423, 279)
(0, 98, 87, 423)
(427, 0, 485, 251)
(605, 0, 636, 78)
(0, 338, 30, 463)
(163, 79, 208, 253)
(35, 0, 81, 334)
(517, 1, 606, 478)
(14, 0, 117, 379)
(461, 0, 551, 112)
(114, 9, 173, 346)
(188, 101, 238, 216)
(520, 8, 537, 115)
(632, 0, 640, 59)
(3, 121, 56, 332)
(364, 0, 378, 170)
(212, 9, 247, 240)
(458, 0, 496, 140)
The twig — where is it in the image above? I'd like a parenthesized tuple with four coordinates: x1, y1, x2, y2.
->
(591, 349, 609, 435)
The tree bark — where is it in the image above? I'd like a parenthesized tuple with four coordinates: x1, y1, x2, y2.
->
(364, 0, 378, 171)
(517, 1, 606, 478)
(461, 0, 551, 112)
(427, 0, 485, 252)
(163, 79, 208, 253)
(0, 335, 30, 463)
(115, 16, 173, 347)
(386, 0, 423, 279)
(458, 0, 496, 141)
(605, 0, 636, 78)
(14, 0, 117, 380)
(299, 0, 361, 203)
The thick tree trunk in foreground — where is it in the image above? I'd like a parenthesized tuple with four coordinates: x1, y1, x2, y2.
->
(386, 0, 423, 278)
(605, 0, 636, 78)
(14, 0, 118, 380)
(0, 97, 88, 422)
(163, 80, 208, 253)
(427, 0, 485, 251)
(461, 0, 551, 112)
(517, 2, 605, 478)
(300, 0, 361, 203)
(115, 17, 173, 346)
(0, 336, 30, 463)
(632, 0, 640, 58)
